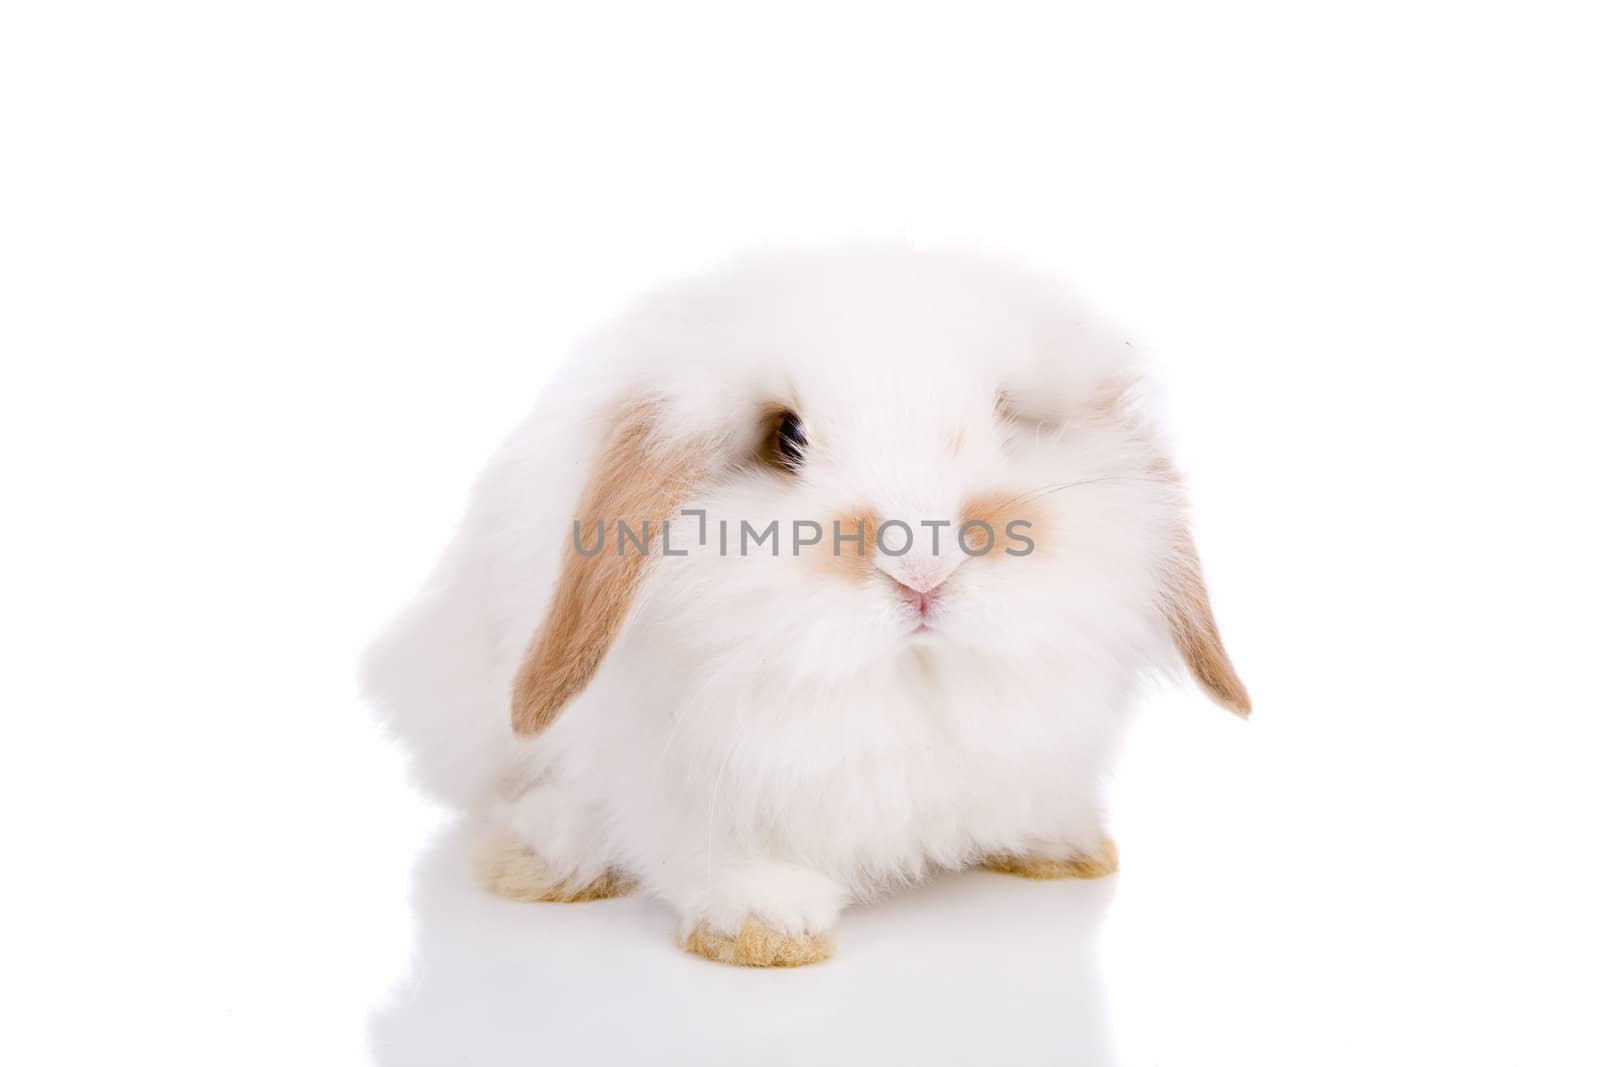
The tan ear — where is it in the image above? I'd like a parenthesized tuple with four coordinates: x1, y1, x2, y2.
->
(512, 400, 712, 737)
(1165, 525, 1251, 718)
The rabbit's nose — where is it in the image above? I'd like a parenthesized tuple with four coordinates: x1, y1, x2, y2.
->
(893, 570, 944, 594)
(891, 578, 943, 617)
(876, 554, 963, 596)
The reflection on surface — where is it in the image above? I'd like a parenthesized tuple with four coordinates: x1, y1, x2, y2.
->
(371, 822, 1119, 1066)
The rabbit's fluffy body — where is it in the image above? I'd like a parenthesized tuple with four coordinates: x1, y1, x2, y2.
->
(364, 247, 1243, 958)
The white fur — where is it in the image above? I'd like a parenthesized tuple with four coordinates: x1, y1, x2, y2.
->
(363, 245, 1193, 941)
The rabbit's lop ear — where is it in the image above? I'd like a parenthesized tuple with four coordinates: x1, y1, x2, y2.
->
(512, 399, 712, 737)
(1165, 525, 1251, 718)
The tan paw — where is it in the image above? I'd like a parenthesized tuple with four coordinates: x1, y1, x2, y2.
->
(680, 919, 835, 968)
(474, 829, 635, 903)
(983, 837, 1120, 880)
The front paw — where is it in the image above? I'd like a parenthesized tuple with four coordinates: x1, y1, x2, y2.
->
(670, 861, 845, 967)
(680, 919, 834, 967)
(983, 837, 1120, 880)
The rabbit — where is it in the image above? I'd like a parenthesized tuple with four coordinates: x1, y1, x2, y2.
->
(361, 244, 1249, 968)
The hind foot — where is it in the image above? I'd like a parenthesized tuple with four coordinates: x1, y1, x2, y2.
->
(474, 828, 635, 903)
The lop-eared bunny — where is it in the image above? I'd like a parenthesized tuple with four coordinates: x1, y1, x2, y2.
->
(363, 246, 1247, 967)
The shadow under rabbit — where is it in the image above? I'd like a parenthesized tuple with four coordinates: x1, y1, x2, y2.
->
(369, 820, 1121, 1066)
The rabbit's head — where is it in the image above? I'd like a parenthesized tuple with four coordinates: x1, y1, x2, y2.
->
(513, 247, 1247, 735)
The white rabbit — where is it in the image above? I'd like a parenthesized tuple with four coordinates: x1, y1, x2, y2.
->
(362, 245, 1248, 967)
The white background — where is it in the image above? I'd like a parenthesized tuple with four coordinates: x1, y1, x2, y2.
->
(3, 2, 1597, 1064)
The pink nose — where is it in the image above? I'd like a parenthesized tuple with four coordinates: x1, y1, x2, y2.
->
(894, 580, 942, 616)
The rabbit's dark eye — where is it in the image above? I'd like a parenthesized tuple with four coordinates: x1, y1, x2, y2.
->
(777, 412, 807, 467)
(761, 408, 807, 473)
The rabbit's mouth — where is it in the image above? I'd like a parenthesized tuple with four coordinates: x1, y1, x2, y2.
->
(889, 575, 947, 635)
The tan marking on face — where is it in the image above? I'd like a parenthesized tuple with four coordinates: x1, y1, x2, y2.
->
(681, 920, 834, 967)
(511, 399, 715, 736)
(960, 491, 1049, 559)
(803, 508, 879, 581)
